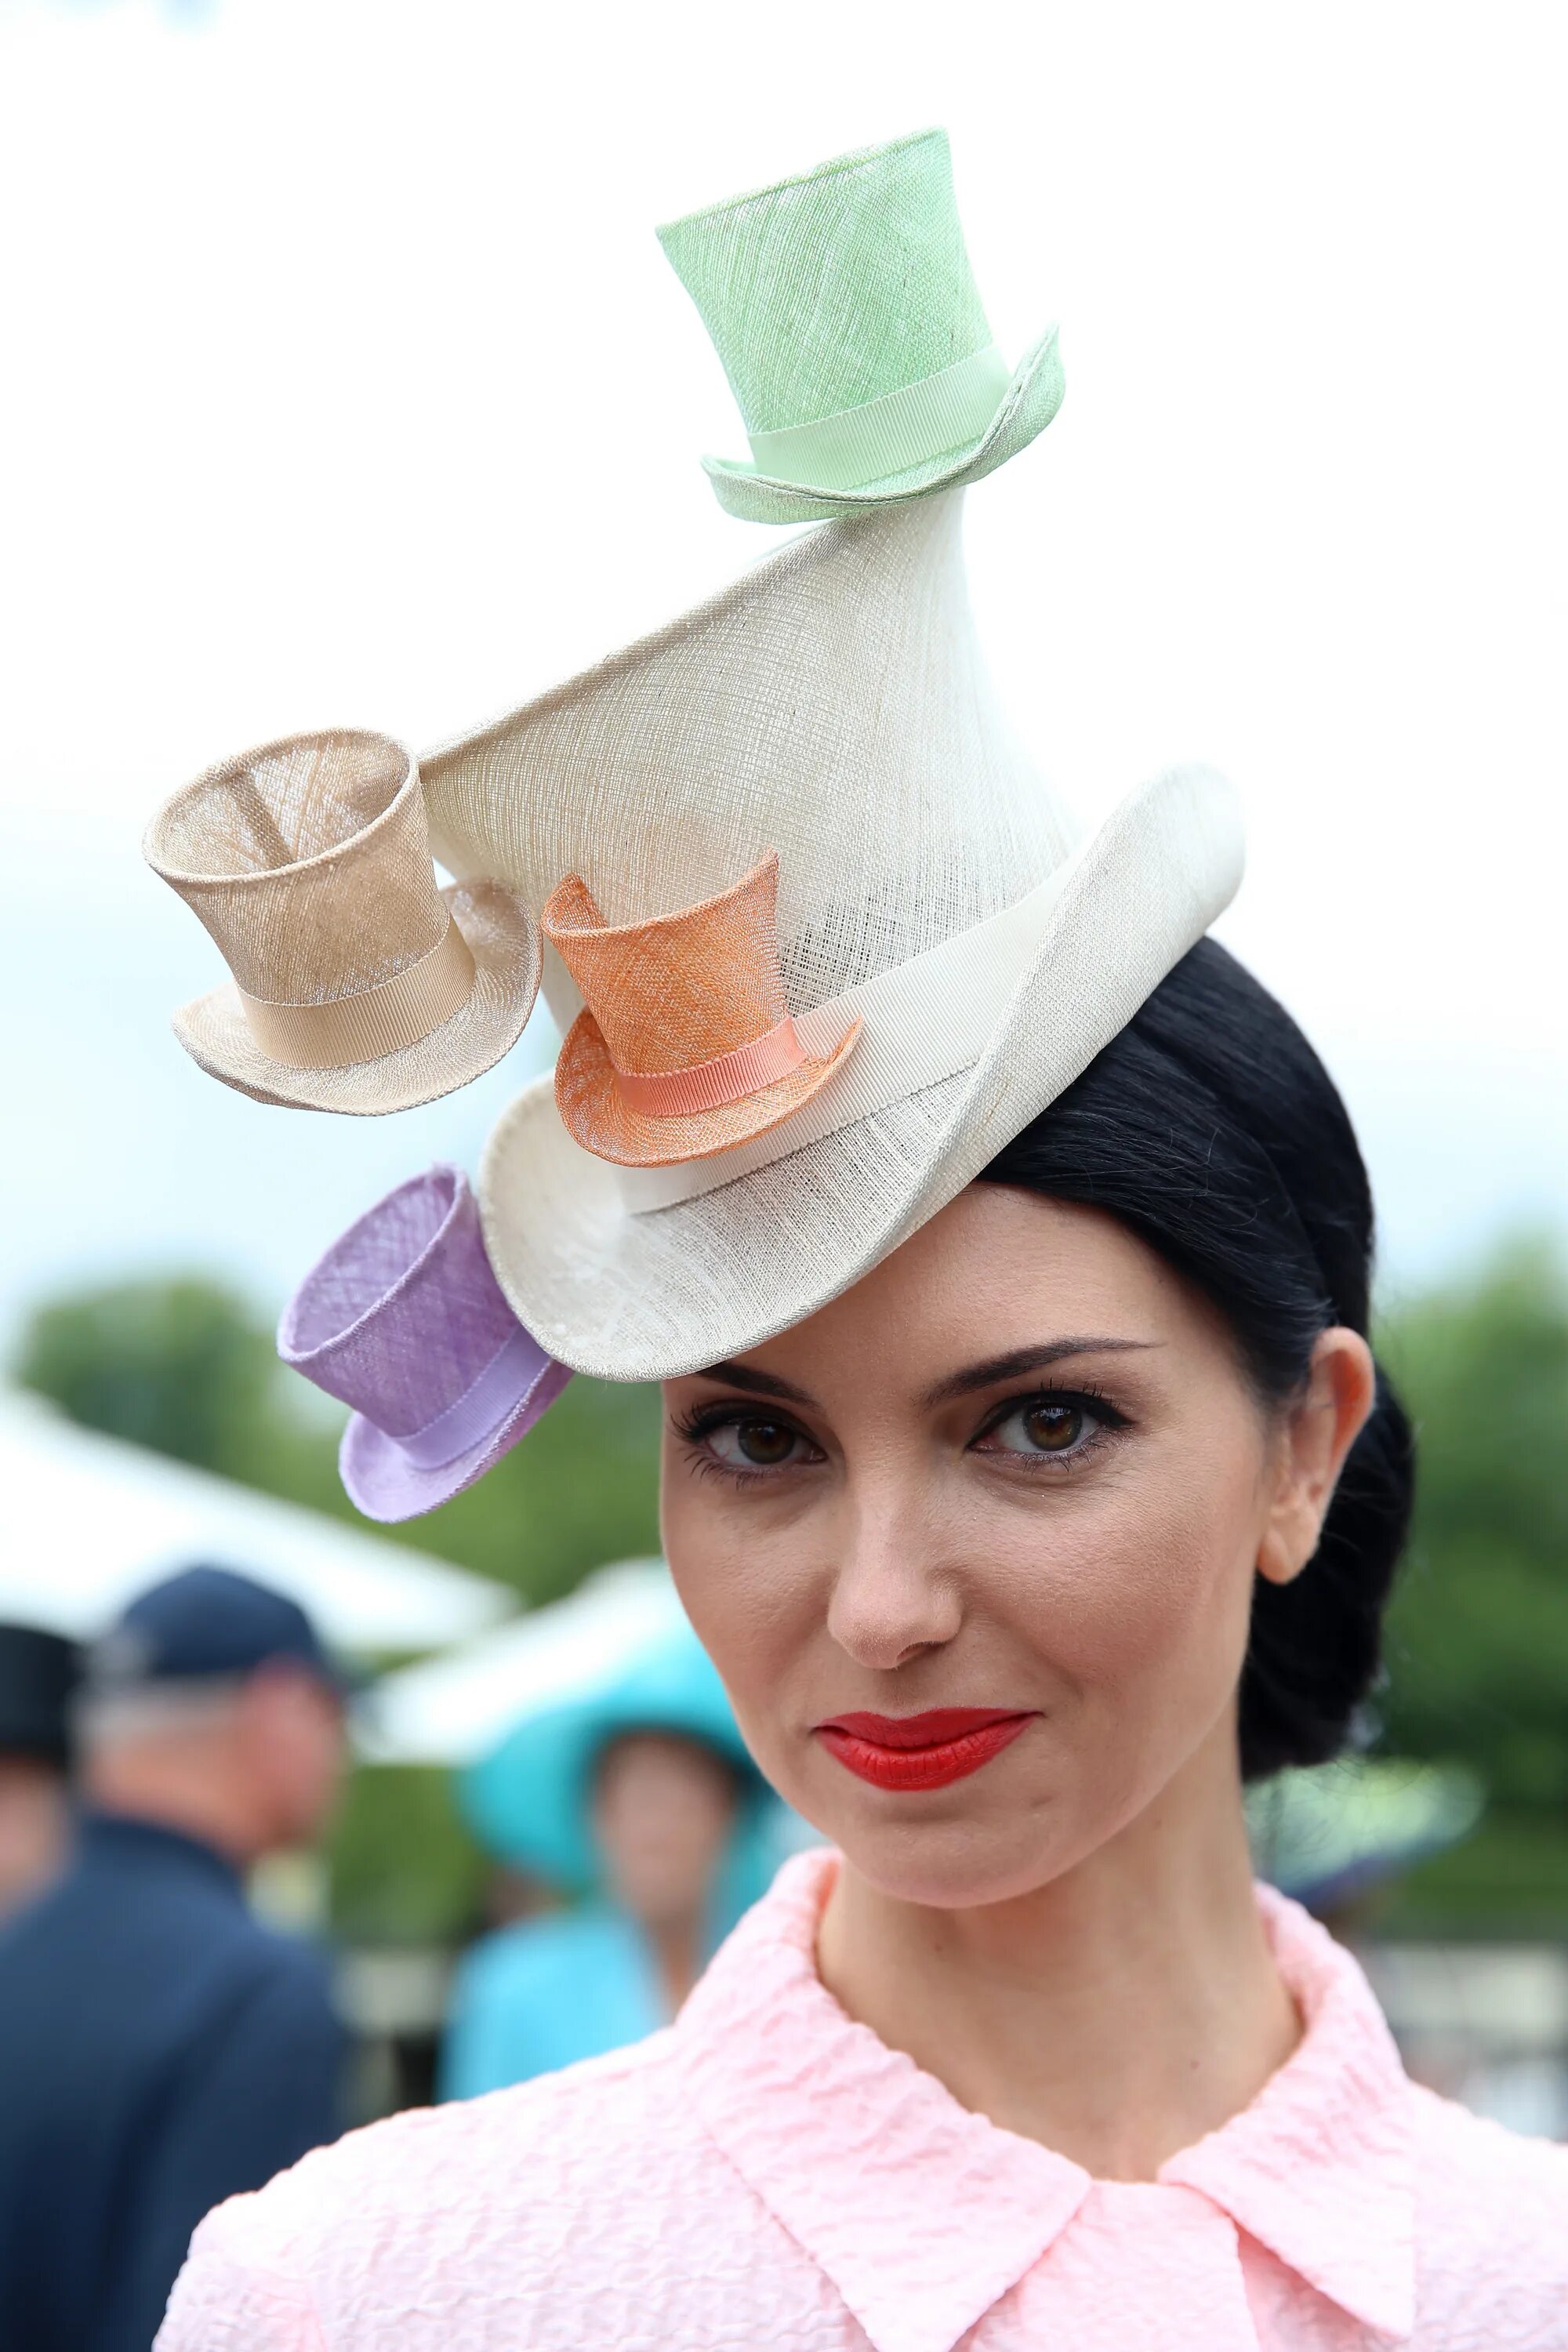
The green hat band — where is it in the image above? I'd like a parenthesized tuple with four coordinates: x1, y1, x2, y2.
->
(746, 340, 1011, 495)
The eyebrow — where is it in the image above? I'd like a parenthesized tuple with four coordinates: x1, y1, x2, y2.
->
(694, 1338, 1160, 1415)
(920, 1339, 1160, 1407)
(696, 1359, 818, 1406)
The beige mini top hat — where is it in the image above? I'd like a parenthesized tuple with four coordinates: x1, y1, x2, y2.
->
(144, 728, 538, 1116)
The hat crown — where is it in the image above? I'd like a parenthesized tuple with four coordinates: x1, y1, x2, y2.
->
(425, 495, 1080, 1043)
(546, 857, 788, 1076)
(279, 1167, 517, 1439)
(145, 731, 448, 1004)
(659, 129, 993, 436)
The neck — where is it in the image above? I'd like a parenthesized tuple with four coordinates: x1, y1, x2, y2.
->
(815, 1724, 1299, 2181)
(85, 1745, 260, 1868)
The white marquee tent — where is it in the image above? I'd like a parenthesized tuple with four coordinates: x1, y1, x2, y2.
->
(361, 1559, 681, 1765)
(1, 1388, 510, 1656)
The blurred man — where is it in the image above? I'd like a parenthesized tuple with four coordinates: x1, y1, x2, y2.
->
(0, 1565, 352, 2352)
(0, 1623, 80, 1918)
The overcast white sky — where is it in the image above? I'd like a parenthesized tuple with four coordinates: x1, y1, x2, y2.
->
(1, 0, 1563, 1352)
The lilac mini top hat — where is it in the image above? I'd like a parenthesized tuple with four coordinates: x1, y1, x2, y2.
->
(278, 1165, 571, 1522)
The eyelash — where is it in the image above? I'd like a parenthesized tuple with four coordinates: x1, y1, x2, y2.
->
(671, 1384, 1132, 1490)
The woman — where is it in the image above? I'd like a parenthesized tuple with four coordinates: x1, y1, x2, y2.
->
(158, 938, 1568, 2350)
(441, 1624, 780, 2094)
(152, 134, 1566, 2351)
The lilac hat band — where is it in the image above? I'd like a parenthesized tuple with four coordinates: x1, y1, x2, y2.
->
(278, 1163, 571, 1520)
(393, 1323, 554, 1470)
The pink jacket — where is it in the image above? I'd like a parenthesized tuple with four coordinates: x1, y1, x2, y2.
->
(159, 1849, 1568, 2351)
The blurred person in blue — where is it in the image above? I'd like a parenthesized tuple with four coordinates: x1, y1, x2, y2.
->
(441, 1617, 786, 2096)
(0, 1624, 81, 1918)
(0, 1565, 352, 2352)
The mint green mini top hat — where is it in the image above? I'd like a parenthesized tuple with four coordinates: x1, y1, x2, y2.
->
(658, 129, 1065, 524)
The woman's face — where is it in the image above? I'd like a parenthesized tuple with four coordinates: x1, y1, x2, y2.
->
(661, 1185, 1363, 1910)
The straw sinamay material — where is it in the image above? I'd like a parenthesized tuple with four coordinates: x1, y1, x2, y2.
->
(543, 852, 861, 1166)
(144, 730, 539, 1115)
(278, 1165, 571, 1522)
(659, 129, 1064, 522)
(418, 491, 1244, 1382)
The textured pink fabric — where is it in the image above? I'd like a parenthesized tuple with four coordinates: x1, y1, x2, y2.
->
(158, 1850, 1568, 2352)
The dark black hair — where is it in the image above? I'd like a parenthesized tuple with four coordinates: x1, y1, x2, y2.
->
(978, 937, 1413, 1780)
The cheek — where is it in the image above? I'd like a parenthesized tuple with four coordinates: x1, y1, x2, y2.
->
(661, 1446, 821, 1753)
(977, 1429, 1269, 1865)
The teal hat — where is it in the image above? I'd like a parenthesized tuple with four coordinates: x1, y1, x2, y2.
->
(1247, 1759, 1484, 1914)
(461, 1617, 768, 1895)
(658, 129, 1064, 523)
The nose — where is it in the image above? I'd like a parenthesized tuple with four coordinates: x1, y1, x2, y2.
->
(825, 1494, 964, 1671)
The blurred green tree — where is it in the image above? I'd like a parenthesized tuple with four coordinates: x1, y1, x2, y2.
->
(14, 1276, 278, 1475)
(1374, 1234, 1568, 1930)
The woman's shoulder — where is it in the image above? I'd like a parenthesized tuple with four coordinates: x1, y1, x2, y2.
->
(1410, 2078, 1568, 2201)
(1408, 2080, 1568, 2312)
(158, 2029, 699, 2347)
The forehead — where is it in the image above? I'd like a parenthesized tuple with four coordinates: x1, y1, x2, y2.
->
(688, 1185, 1228, 1397)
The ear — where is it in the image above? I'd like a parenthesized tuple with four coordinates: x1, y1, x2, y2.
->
(1256, 1327, 1378, 1587)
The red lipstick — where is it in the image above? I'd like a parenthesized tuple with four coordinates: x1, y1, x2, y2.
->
(814, 1708, 1036, 1791)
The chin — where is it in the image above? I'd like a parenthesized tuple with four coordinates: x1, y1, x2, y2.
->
(811, 1790, 1101, 1911)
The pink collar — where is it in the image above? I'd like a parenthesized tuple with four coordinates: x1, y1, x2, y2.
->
(675, 1849, 1416, 2352)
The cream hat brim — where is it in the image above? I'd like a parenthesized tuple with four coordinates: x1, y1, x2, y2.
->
(172, 883, 539, 1116)
(702, 326, 1065, 525)
(479, 763, 1244, 1381)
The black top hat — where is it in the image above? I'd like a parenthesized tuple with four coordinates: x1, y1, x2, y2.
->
(0, 1625, 82, 1769)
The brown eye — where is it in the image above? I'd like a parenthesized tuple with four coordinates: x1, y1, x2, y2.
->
(699, 1414, 809, 1471)
(982, 1398, 1093, 1459)
(735, 1418, 797, 1465)
(1022, 1402, 1082, 1453)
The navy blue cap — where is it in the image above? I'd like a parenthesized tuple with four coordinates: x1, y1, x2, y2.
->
(0, 1625, 82, 1766)
(87, 1566, 355, 1699)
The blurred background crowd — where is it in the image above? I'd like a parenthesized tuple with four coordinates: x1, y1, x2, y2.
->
(2, 0, 1565, 2346)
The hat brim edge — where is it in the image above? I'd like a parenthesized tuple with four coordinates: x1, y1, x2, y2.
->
(339, 1354, 574, 1522)
(479, 763, 1246, 1381)
(701, 325, 1064, 523)
(553, 1011, 865, 1167)
(169, 884, 541, 1117)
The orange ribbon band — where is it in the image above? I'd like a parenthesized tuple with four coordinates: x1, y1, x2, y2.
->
(612, 1014, 806, 1118)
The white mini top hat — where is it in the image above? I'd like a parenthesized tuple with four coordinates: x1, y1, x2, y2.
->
(419, 491, 1244, 1381)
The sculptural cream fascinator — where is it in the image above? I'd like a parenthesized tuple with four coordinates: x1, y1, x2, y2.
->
(423, 489, 1244, 1383)
(144, 730, 538, 1113)
(659, 128, 1064, 522)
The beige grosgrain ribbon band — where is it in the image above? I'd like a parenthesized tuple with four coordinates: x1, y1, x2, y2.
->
(612, 1013, 806, 1117)
(237, 915, 476, 1069)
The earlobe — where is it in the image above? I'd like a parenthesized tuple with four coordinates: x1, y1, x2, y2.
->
(1256, 1327, 1377, 1588)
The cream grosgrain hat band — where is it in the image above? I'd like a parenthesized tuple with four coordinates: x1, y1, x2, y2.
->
(612, 849, 1078, 1212)
(746, 342, 1011, 495)
(236, 913, 476, 1069)
(610, 761, 1235, 1215)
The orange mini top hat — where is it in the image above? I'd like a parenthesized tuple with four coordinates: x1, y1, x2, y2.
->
(543, 852, 861, 1168)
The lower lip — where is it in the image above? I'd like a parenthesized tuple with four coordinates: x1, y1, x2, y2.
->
(815, 1712, 1036, 1792)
